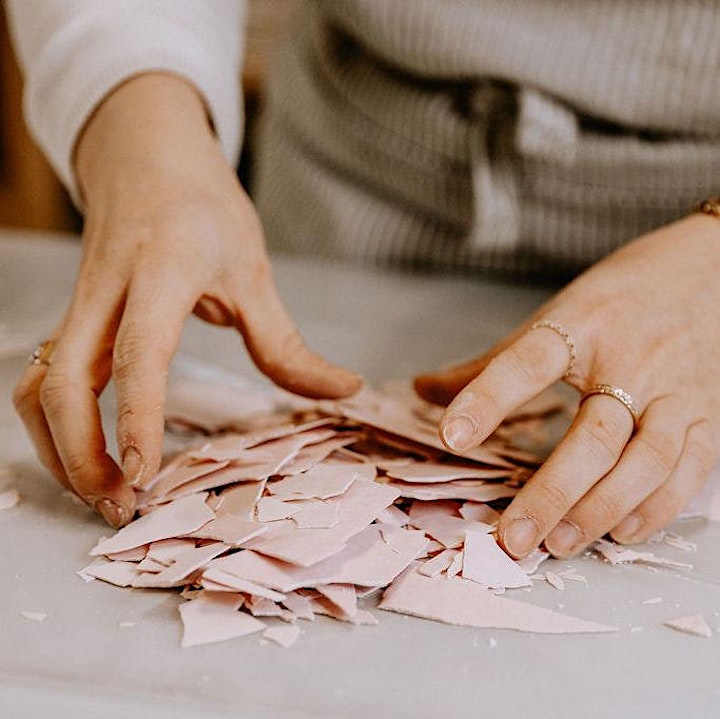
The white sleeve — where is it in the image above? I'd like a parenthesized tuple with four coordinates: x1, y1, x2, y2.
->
(5, 0, 246, 204)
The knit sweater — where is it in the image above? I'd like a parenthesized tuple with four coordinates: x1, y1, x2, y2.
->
(8, 1, 720, 277)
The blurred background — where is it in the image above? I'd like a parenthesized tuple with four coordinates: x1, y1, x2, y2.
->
(0, 0, 294, 233)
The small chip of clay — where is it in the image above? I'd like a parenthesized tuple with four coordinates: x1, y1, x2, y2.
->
(263, 624, 301, 648)
(21, 611, 47, 622)
(664, 614, 713, 638)
(544, 571, 565, 591)
(0, 488, 21, 510)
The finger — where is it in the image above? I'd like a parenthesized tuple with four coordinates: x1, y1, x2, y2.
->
(497, 393, 634, 558)
(40, 288, 134, 527)
(236, 267, 363, 399)
(544, 397, 687, 557)
(437, 322, 576, 452)
(610, 419, 716, 544)
(13, 353, 71, 490)
(414, 354, 498, 407)
(414, 333, 522, 406)
(113, 275, 196, 490)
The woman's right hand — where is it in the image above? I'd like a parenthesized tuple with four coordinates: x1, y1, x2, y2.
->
(12, 73, 362, 528)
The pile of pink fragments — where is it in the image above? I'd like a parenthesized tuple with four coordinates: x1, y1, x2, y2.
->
(79, 382, 711, 647)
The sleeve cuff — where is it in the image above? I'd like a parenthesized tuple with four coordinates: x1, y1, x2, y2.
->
(23, 7, 244, 206)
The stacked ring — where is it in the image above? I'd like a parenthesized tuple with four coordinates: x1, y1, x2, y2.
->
(530, 319, 577, 378)
(581, 383, 640, 428)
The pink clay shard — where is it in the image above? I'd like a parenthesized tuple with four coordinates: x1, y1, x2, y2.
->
(292, 502, 340, 529)
(281, 592, 315, 621)
(316, 584, 357, 619)
(516, 549, 550, 575)
(243, 480, 400, 567)
(385, 480, 517, 503)
(0, 488, 21, 510)
(263, 624, 301, 648)
(276, 435, 362, 475)
(147, 538, 197, 566)
(179, 592, 265, 647)
(188, 516, 267, 546)
(418, 549, 460, 578)
(79, 560, 142, 587)
(132, 542, 228, 588)
(459, 502, 501, 524)
(91, 494, 214, 557)
(663, 614, 713, 638)
(462, 531, 531, 589)
(411, 514, 493, 550)
(201, 567, 287, 602)
(268, 462, 372, 500)
(214, 481, 266, 520)
(385, 464, 511, 484)
(205, 525, 426, 593)
(380, 568, 618, 634)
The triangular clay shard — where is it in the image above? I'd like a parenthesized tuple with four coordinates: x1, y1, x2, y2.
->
(179, 591, 266, 648)
(663, 614, 713, 638)
(379, 567, 618, 634)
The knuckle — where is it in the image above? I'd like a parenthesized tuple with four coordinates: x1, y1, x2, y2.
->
(280, 329, 305, 361)
(685, 422, 717, 473)
(246, 254, 273, 290)
(502, 344, 548, 386)
(452, 384, 502, 424)
(634, 431, 681, 478)
(116, 404, 138, 432)
(231, 251, 273, 297)
(113, 334, 143, 380)
(647, 482, 686, 520)
(585, 491, 625, 529)
(113, 331, 167, 382)
(533, 479, 575, 518)
(63, 452, 92, 479)
(12, 376, 37, 415)
(39, 371, 73, 413)
(576, 415, 625, 467)
(264, 329, 309, 374)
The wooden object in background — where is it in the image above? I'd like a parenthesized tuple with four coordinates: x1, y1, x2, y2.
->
(0, 3, 76, 231)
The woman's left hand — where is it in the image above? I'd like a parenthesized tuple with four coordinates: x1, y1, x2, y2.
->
(414, 212, 720, 559)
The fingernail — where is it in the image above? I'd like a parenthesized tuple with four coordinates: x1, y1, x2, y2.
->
(122, 446, 144, 487)
(546, 519, 580, 557)
(441, 416, 476, 451)
(612, 513, 644, 543)
(95, 498, 128, 529)
(502, 516, 540, 558)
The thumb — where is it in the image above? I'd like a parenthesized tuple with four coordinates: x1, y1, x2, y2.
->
(414, 334, 520, 406)
(234, 275, 363, 399)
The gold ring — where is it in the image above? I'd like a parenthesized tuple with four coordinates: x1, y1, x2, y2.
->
(581, 383, 640, 427)
(694, 197, 720, 219)
(530, 319, 576, 378)
(28, 340, 55, 367)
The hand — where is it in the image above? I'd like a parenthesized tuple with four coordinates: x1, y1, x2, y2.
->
(415, 213, 720, 558)
(13, 74, 361, 528)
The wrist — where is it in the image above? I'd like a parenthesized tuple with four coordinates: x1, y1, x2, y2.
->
(75, 72, 218, 206)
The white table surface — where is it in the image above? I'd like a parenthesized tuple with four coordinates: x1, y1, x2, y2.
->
(1, 230, 719, 719)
